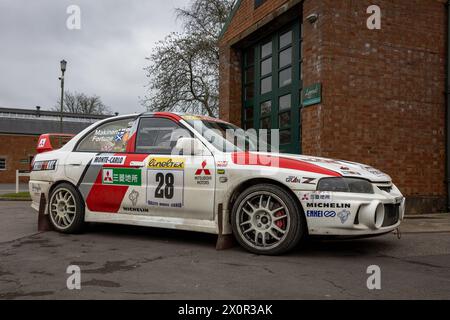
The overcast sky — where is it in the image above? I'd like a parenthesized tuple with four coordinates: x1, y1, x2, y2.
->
(0, 0, 187, 114)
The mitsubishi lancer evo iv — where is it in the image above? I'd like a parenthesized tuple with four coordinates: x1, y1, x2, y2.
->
(29, 112, 405, 255)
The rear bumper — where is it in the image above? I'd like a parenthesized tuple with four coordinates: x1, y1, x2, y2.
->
(29, 180, 52, 213)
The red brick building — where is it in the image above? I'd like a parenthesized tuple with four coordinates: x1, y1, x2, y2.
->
(219, 0, 448, 214)
(0, 107, 111, 183)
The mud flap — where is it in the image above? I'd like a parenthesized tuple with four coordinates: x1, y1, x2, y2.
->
(38, 193, 53, 231)
(215, 207, 235, 250)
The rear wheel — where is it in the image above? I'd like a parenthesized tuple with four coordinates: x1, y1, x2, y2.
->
(231, 184, 305, 255)
(48, 183, 85, 233)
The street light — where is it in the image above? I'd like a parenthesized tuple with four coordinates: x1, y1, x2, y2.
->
(59, 60, 67, 135)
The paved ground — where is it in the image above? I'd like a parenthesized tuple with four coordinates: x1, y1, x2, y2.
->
(0, 201, 449, 300)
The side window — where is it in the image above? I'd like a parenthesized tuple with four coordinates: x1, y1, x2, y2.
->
(135, 118, 191, 154)
(76, 118, 134, 152)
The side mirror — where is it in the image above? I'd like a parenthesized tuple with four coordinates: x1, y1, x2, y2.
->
(175, 137, 204, 155)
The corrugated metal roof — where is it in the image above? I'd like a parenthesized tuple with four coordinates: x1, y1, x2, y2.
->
(0, 107, 113, 135)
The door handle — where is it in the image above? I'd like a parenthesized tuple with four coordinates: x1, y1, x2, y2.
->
(68, 161, 82, 166)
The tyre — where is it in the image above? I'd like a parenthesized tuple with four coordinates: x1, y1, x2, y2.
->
(48, 183, 85, 233)
(231, 184, 305, 255)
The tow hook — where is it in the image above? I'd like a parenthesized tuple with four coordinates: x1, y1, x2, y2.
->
(394, 227, 402, 239)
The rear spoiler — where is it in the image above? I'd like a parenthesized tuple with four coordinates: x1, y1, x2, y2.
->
(37, 133, 75, 153)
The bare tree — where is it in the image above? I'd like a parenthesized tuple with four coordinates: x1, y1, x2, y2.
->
(143, 0, 234, 117)
(54, 91, 111, 115)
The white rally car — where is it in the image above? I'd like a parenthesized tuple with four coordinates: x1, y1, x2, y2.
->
(30, 112, 405, 255)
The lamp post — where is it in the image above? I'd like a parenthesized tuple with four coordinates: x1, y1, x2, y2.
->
(59, 60, 67, 134)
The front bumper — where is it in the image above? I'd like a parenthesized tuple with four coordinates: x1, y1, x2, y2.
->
(297, 184, 405, 236)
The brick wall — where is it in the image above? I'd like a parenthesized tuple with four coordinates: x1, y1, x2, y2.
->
(220, 0, 447, 213)
(301, 0, 447, 213)
(0, 134, 38, 183)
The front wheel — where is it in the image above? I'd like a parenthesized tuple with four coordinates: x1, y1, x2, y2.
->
(231, 184, 306, 255)
(48, 183, 85, 233)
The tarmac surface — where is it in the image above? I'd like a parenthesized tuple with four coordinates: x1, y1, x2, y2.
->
(0, 201, 449, 299)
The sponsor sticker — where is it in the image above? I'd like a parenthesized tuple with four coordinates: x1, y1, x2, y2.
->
(337, 209, 351, 224)
(309, 191, 332, 202)
(306, 202, 351, 209)
(195, 160, 212, 185)
(32, 160, 58, 171)
(306, 210, 337, 218)
(147, 157, 185, 170)
(92, 155, 126, 165)
(38, 138, 46, 148)
(286, 176, 317, 185)
(101, 168, 141, 186)
(217, 161, 228, 168)
(128, 189, 139, 206)
(122, 207, 149, 214)
(217, 169, 225, 175)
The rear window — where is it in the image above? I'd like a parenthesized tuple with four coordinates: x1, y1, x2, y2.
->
(76, 118, 134, 152)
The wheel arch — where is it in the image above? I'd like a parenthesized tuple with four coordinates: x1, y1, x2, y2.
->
(227, 177, 308, 230)
(47, 180, 85, 213)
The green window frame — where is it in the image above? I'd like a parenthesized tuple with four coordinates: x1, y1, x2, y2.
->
(242, 20, 303, 154)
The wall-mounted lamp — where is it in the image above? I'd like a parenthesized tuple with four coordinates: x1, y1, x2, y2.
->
(305, 13, 319, 24)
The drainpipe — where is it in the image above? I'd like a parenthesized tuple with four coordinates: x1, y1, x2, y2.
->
(447, 1, 450, 211)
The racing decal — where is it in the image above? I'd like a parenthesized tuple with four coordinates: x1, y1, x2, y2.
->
(38, 138, 46, 148)
(102, 168, 141, 186)
(123, 189, 149, 214)
(301, 192, 332, 202)
(306, 210, 337, 218)
(129, 189, 139, 206)
(217, 161, 228, 167)
(32, 160, 58, 171)
(85, 171, 129, 213)
(286, 176, 317, 185)
(231, 152, 341, 177)
(80, 153, 148, 213)
(147, 157, 185, 170)
(92, 155, 126, 165)
(146, 157, 184, 208)
(195, 160, 212, 185)
(306, 203, 351, 208)
(337, 209, 351, 224)
(217, 169, 225, 175)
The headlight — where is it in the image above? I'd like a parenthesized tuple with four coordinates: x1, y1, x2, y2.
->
(317, 177, 374, 194)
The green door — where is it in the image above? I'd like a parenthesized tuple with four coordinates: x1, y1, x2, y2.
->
(242, 20, 302, 154)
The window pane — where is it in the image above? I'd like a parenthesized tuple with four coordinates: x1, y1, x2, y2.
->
(279, 112, 290, 128)
(279, 94, 291, 112)
(245, 108, 254, 120)
(280, 129, 291, 144)
(0, 158, 5, 170)
(279, 30, 292, 48)
(279, 47, 292, 68)
(77, 118, 133, 152)
(260, 117, 271, 129)
(279, 68, 292, 87)
(261, 41, 272, 58)
(261, 76, 272, 94)
(245, 85, 254, 100)
(245, 48, 254, 66)
(261, 57, 272, 76)
(245, 67, 254, 84)
(260, 100, 272, 117)
(136, 118, 190, 154)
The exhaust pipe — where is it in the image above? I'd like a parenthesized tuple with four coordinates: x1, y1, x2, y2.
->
(359, 200, 384, 229)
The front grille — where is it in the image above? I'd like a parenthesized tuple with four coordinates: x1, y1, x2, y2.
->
(382, 204, 400, 227)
